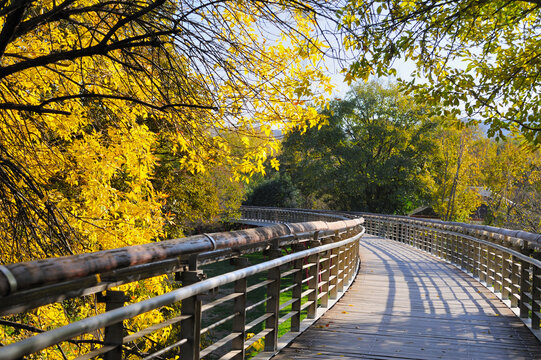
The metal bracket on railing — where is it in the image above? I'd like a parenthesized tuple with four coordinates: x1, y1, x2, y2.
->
(0, 265, 17, 294)
(309, 231, 321, 247)
(203, 233, 217, 251)
(284, 223, 295, 234)
(177, 270, 207, 285)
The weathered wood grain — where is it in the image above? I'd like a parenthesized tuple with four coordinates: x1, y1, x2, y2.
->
(272, 235, 541, 360)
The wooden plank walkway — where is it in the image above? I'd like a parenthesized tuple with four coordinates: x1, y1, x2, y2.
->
(272, 235, 541, 360)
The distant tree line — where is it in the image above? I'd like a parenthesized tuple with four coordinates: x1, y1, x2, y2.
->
(245, 82, 541, 233)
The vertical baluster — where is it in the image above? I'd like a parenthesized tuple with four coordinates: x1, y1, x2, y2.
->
(329, 232, 340, 300)
(430, 229, 434, 254)
(291, 244, 304, 332)
(532, 265, 540, 329)
(467, 239, 473, 274)
(519, 258, 530, 319)
(510, 255, 520, 308)
(488, 246, 496, 289)
(337, 235, 346, 293)
(473, 240, 480, 278)
(264, 246, 282, 352)
(320, 237, 333, 308)
(479, 243, 487, 284)
(501, 253, 511, 301)
(180, 266, 205, 360)
(347, 241, 355, 283)
(231, 258, 249, 360)
(497, 249, 505, 294)
(458, 235, 466, 270)
(443, 232, 449, 261)
(307, 241, 321, 319)
(98, 291, 128, 360)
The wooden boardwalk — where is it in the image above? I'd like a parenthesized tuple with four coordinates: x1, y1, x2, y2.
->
(272, 235, 541, 360)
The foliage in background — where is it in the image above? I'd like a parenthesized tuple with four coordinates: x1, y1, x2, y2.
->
(0, 0, 336, 263)
(484, 137, 541, 232)
(430, 127, 487, 222)
(278, 81, 439, 214)
(0, 0, 338, 357)
(253, 81, 541, 231)
(340, 0, 541, 142)
(244, 173, 300, 208)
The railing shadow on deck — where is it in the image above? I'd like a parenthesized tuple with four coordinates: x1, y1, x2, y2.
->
(2, 206, 541, 359)
(291, 235, 539, 359)
(0, 207, 363, 360)
(360, 213, 541, 342)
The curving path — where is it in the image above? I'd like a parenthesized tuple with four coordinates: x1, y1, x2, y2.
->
(271, 235, 541, 360)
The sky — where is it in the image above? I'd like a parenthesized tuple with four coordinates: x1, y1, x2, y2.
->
(327, 58, 421, 99)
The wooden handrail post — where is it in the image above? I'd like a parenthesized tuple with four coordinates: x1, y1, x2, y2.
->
(307, 233, 321, 319)
(473, 240, 480, 278)
(320, 237, 333, 308)
(329, 231, 340, 300)
(532, 253, 541, 329)
(179, 264, 205, 360)
(291, 244, 304, 332)
(533, 266, 540, 329)
(519, 254, 530, 319)
(231, 257, 249, 360)
(264, 246, 282, 352)
(502, 252, 511, 301)
(98, 290, 128, 360)
(510, 255, 520, 308)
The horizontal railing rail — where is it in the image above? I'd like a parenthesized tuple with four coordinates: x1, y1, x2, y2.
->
(359, 213, 541, 340)
(240, 206, 354, 223)
(0, 209, 364, 360)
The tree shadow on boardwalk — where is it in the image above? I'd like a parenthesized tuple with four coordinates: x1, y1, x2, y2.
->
(272, 235, 541, 360)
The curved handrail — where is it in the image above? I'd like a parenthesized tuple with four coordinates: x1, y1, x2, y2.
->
(0, 216, 360, 305)
(0, 233, 364, 359)
(358, 212, 541, 250)
(359, 212, 541, 339)
(0, 208, 365, 360)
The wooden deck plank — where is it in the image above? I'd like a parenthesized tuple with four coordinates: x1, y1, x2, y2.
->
(271, 235, 541, 360)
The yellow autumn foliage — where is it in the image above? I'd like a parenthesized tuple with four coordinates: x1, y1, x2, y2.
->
(0, 0, 333, 357)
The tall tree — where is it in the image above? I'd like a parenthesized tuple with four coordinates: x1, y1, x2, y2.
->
(280, 81, 438, 214)
(430, 126, 487, 221)
(0, 0, 337, 260)
(484, 136, 541, 232)
(340, 0, 541, 142)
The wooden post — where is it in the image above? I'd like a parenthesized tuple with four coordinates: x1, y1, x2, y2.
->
(180, 265, 205, 360)
(510, 255, 520, 308)
(307, 234, 321, 319)
(329, 232, 340, 300)
(264, 246, 282, 352)
(532, 265, 540, 329)
(532, 252, 541, 329)
(98, 291, 128, 360)
(472, 240, 477, 274)
(320, 237, 333, 308)
(231, 258, 249, 360)
(291, 243, 304, 332)
(519, 257, 530, 319)
(502, 253, 511, 301)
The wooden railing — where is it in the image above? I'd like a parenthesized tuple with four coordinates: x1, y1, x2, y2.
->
(0, 208, 364, 360)
(360, 213, 541, 339)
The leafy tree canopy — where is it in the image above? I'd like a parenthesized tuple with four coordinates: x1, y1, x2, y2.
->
(244, 173, 300, 208)
(0, 0, 337, 260)
(280, 81, 439, 214)
(340, 0, 541, 142)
